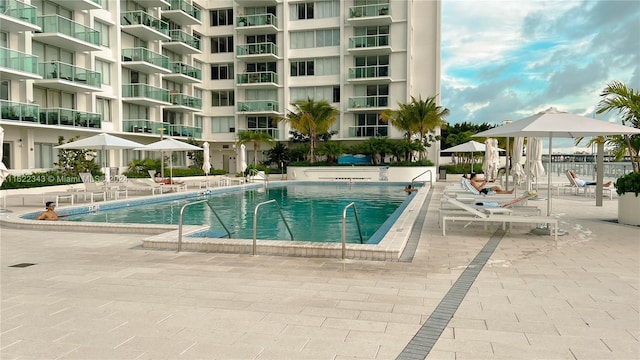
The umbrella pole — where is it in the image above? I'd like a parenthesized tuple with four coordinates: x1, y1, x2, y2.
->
(547, 137, 552, 216)
(161, 150, 164, 179)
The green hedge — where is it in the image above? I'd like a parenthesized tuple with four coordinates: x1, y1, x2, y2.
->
(122, 168, 227, 179)
(288, 160, 434, 167)
(439, 163, 483, 175)
(1, 170, 88, 190)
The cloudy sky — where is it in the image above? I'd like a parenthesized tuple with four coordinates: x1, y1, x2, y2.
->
(440, 0, 640, 151)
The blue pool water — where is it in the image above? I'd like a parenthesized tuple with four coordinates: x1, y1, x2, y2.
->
(67, 183, 414, 244)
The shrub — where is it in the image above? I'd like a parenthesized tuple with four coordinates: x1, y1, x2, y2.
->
(1, 170, 83, 190)
(615, 171, 640, 197)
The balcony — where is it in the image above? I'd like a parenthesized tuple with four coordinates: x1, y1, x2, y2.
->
(35, 61, 102, 92)
(347, 65, 391, 84)
(165, 123, 202, 138)
(33, 15, 101, 52)
(122, 83, 170, 106)
(236, 42, 278, 61)
(162, 29, 201, 54)
(162, 61, 201, 84)
(236, 71, 278, 87)
(0, 0, 40, 32)
(347, 34, 391, 55)
(0, 100, 40, 123)
(348, 95, 389, 111)
(161, 0, 201, 25)
(38, 108, 101, 129)
(237, 100, 279, 114)
(237, 128, 280, 139)
(47, 0, 101, 11)
(348, 125, 388, 137)
(236, 13, 278, 35)
(134, 0, 170, 8)
(0, 47, 42, 81)
(121, 48, 171, 74)
(120, 11, 170, 42)
(124, 120, 201, 138)
(166, 92, 202, 112)
(347, 3, 391, 26)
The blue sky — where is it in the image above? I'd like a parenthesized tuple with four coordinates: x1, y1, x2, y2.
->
(440, 0, 640, 152)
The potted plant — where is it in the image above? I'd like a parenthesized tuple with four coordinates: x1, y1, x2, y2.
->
(238, 15, 247, 27)
(616, 171, 640, 225)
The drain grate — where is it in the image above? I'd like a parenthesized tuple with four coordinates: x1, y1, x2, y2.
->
(9, 263, 36, 268)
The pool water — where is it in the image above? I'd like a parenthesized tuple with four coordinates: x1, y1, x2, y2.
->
(68, 183, 412, 244)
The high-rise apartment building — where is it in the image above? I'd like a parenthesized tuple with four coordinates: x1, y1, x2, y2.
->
(0, 0, 440, 174)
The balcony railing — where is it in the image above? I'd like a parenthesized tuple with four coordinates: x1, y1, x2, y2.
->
(168, 92, 202, 109)
(122, 84, 169, 102)
(237, 100, 279, 112)
(38, 107, 101, 128)
(39, 61, 101, 87)
(348, 65, 389, 80)
(36, 14, 101, 46)
(168, 61, 201, 80)
(348, 126, 388, 137)
(236, 13, 278, 28)
(120, 10, 169, 36)
(125, 120, 202, 138)
(166, 123, 202, 138)
(348, 3, 390, 18)
(349, 95, 389, 108)
(0, 99, 39, 122)
(0, 46, 39, 75)
(166, 29, 200, 50)
(122, 48, 170, 70)
(237, 71, 278, 85)
(162, 0, 201, 21)
(1, 0, 38, 25)
(238, 128, 279, 139)
(236, 42, 278, 57)
(348, 34, 389, 49)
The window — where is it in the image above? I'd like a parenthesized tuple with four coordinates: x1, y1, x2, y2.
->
(194, 115, 203, 129)
(247, 116, 278, 137)
(355, 113, 388, 137)
(94, 21, 109, 47)
(96, 97, 111, 122)
(211, 116, 234, 133)
(333, 86, 340, 103)
(294, 2, 314, 19)
(211, 90, 234, 106)
(95, 60, 111, 85)
(211, 36, 234, 53)
(211, 63, 234, 80)
(210, 8, 233, 26)
(245, 62, 276, 73)
(290, 60, 314, 76)
(194, 87, 203, 100)
(246, 33, 276, 44)
(290, 86, 336, 103)
(34, 143, 55, 168)
(291, 0, 338, 19)
(290, 29, 340, 49)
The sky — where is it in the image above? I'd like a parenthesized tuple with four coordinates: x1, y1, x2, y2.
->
(440, 0, 640, 152)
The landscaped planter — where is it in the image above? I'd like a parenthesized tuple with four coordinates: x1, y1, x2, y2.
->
(286, 166, 437, 183)
(618, 193, 640, 226)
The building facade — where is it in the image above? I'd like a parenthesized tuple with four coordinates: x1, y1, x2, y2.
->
(0, 0, 440, 174)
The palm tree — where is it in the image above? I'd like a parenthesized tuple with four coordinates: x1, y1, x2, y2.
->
(237, 130, 274, 166)
(408, 95, 449, 160)
(316, 141, 345, 164)
(596, 81, 640, 172)
(277, 98, 340, 163)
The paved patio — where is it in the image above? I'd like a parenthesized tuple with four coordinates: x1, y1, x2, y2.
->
(1, 180, 638, 359)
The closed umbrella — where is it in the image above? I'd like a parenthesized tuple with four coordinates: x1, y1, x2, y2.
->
(482, 138, 500, 181)
(510, 137, 526, 185)
(526, 137, 545, 190)
(237, 144, 247, 174)
(202, 142, 211, 183)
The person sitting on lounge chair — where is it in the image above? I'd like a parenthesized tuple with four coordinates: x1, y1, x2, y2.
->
(568, 170, 612, 187)
(469, 173, 514, 195)
(154, 171, 184, 185)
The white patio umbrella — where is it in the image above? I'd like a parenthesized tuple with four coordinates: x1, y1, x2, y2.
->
(54, 133, 145, 180)
(482, 138, 500, 181)
(138, 138, 202, 181)
(510, 137, 526, 185)
(474, 107, 640, 215)
(202, 142, 211, 182)
(442, 140, 487, 173)
(237, 143, 247, 174)
(526, 137, 545, 190)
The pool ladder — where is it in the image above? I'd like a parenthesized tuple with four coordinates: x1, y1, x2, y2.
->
(342, 202, 364, 259)
(253, 199, 294, 256)
(177, 199, 232, 252)
(411, 169, 433, 188)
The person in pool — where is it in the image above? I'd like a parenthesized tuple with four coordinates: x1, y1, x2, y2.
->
(404, 184, 418, 195)
(35, 201, 68, 221)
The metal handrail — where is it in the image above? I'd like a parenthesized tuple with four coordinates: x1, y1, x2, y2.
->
(253, 199, 294, 256)
(177, 199, 231, 252)
(411, 169, 433, 187)
(342, 202, 364, 259)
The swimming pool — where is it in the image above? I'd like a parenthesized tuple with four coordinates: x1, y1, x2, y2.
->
(65, 182, 412, 244)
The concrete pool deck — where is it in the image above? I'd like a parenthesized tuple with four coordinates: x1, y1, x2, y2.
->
(1, 179, 638, 359)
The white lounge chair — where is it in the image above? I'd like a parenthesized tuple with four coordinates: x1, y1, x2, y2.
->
(147, 170, 187, 192)
(439, 191, 540, 223)
(440, 196, 558, 240)
(563, 170, 615, 199)
(76, 173, 107, 202)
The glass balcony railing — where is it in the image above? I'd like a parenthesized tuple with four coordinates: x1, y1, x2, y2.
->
(122, 48, 170, 70)
(120, 10, 169, 36)
(236, 13, 278, 28)
(348, 65, 389, 80)
(237, 100, 279, 112)
(166, 29, 200, 50)
(236, 71, 278, 85)
(36, 15, 100, 46)
(122, 84, 169, 102)
(168, 61, 201, 80)
(38, 61, 101, 87)
(348, 34, 389, 49)
(125, 120, 202, 139)
(1, 0, 38, 25)
(38, 107, 101, 128)
(236, 42, 278, 57)
(237, 128, 279, 139)
(0, 46, 39, 75)
(162, 0, 201, 21)
(168, 92, 202, 109)
(348, 125, 388, 137)
(166, 123, 202, 138)
(349, 95, 389, 108)
(0, 99, 39, 122)
(348, 3, 390, 18)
